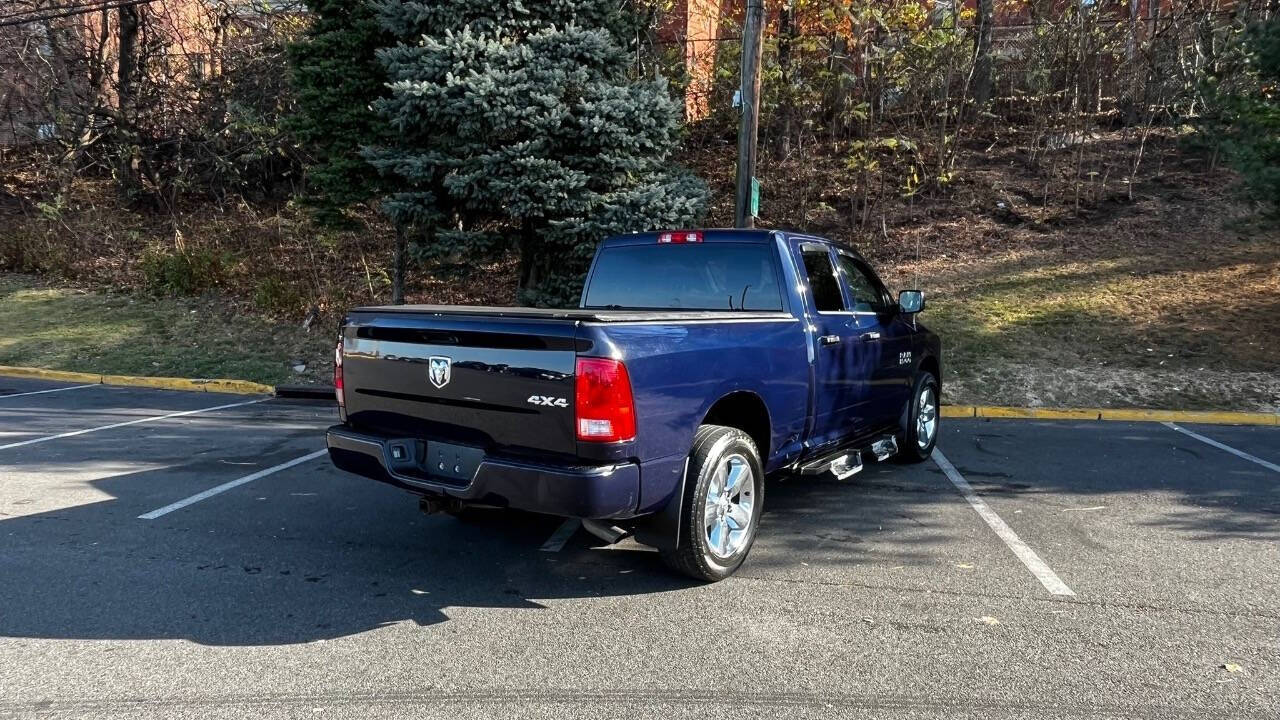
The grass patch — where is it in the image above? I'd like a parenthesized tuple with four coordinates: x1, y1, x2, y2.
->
(0, 274, 334, 386)
(904, 237, 1280, 410)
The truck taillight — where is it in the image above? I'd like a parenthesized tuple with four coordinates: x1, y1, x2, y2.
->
(575, 357, 635, 443)
(334, 338, 345, 409)
(658, 231, 703, 244)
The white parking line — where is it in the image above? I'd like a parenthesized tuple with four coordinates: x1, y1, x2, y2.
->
(934, 449, 1076, 597)
(139, 449, 328, 519)
(539, 519, 581, 552)
(0, 384, 98, 400)
(1163, 422, 1280, 474)
(0, 398, 266, 451)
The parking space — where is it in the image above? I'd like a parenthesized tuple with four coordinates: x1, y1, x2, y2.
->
(0, 378, 264, 450)
(0, 380, 1276, 719)
(934, 420, 1280, 612)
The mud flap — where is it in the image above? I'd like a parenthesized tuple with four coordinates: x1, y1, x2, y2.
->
(898, 386, 913, 436)
(631, 463, 686, 551)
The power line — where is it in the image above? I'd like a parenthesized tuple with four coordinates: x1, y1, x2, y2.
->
(0, 0, 156, 29)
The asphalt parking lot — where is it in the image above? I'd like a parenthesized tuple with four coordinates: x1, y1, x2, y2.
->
(0, 377, 1277, 719)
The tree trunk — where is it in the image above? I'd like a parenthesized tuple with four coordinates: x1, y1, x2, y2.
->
(777, 2, 793, 158)
(828, 35, 849, 139)
(1125, 0, 1139, 125)
(973, 0, 995, 107)
(517, 216, 539, 298)
(391, 223, 407, 305)
(116, 3, 142, 199)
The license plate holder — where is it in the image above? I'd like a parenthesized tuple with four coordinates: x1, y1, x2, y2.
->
(422, 440, 484, 484)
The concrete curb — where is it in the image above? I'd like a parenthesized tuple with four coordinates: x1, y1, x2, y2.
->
(940, 405, 1279, 426)
(0, 365, 275, 396)
(2, 365, 1276, 425)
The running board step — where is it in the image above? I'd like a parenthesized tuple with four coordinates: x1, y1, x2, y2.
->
(870, 436, 899, 462)
(799, 451, 863, 480)
(797, 434, 900, 480)
(829, 453, 863, 480)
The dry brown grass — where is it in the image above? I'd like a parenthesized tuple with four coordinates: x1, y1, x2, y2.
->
(684, 128, 1280, 410)
(0, 176, 518, 319)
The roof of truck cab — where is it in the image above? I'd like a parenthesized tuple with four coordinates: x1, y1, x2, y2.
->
(601, 228, 855, 252)
(603, 228, 788, 246)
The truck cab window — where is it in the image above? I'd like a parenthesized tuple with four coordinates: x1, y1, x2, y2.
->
(801, 249, 845, 312)
(582, 243, 783, 311)
(836, 255, 886, 313)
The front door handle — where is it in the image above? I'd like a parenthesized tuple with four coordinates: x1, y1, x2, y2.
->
(819, 334, 841, 346)
(860, 331, 881, 342)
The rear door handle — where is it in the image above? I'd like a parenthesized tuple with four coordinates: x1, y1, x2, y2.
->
(819, 334, 841, 346)
(860, 331, 881, 342)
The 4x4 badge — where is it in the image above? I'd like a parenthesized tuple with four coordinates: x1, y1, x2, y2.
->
(428, 356, 451, 389)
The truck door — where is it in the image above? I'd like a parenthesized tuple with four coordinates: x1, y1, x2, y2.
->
(833, 252, 914, 432)
(795, 242, 875, 450)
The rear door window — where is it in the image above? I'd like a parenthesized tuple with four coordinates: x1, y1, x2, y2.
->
(800, 248, 845, 312)
(583, 243, 784, 311)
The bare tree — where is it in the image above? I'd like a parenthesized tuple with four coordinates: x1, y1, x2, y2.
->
(973, 0, 994, 106)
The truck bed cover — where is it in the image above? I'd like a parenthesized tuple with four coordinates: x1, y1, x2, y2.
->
(350, 305, 795, 323)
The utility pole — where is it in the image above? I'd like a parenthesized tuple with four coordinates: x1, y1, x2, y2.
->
(734, 0, 765, 229)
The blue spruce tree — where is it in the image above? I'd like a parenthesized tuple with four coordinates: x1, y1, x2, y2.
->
(370, 0, 708, 306)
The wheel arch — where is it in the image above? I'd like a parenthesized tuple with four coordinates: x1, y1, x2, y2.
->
(700, 390, 772, 461)
(919, 353, 941, 393)
(633, 390, 771, 554)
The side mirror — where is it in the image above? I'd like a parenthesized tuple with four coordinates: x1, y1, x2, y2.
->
(898, 290, 925, 314)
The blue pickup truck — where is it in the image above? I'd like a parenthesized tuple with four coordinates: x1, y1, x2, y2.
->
(327, 229, 941, 580)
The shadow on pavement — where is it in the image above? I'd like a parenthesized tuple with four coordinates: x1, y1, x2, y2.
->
(2, 417, 1278, 646)
(0, 458, 707, 645)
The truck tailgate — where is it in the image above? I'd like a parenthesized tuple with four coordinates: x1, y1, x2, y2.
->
(340, 311, 581, 457)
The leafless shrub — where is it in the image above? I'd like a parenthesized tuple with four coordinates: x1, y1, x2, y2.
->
(0, 1, 307, 215)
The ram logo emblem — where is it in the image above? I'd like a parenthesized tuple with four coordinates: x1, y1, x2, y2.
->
(428, 356, 452, 389)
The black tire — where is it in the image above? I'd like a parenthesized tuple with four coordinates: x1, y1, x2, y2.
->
(660, 425, 764, 582)
(897, 371, 940, 463)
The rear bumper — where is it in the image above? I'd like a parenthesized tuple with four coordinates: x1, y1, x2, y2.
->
(326, 426, 641, 519)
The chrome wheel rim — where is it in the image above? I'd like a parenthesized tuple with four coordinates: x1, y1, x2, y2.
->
(704, 453, 755, 560)
(917, 385, 938, 450)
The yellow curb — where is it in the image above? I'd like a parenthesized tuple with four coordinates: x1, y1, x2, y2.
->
(0, 366, 274, 396)
(99, 374, 276, 396)
(942, 404, 1279, 426)
(0, 365, 104, 385)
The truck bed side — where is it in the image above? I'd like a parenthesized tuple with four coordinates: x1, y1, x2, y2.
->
(581, 317, 809, 514)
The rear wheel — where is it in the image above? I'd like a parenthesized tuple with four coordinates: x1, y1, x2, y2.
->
(660, 425, 764, 582)
(897, 371, 939, 463)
